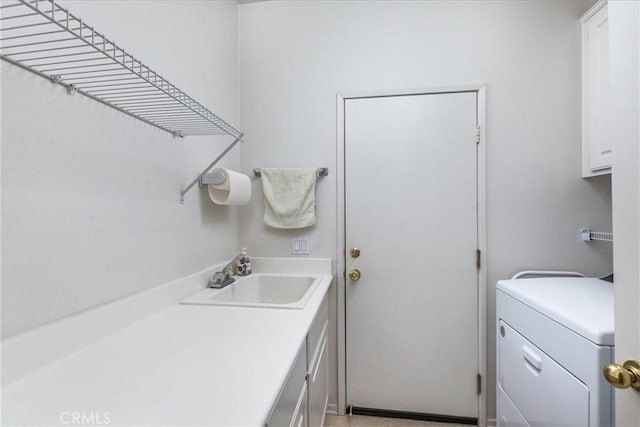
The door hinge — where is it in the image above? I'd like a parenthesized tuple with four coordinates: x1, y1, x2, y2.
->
(476, 125, 480, 144)
(477, 374, 482, 394)
(476, 249, 481, 269)
(343, 270, 347, 280)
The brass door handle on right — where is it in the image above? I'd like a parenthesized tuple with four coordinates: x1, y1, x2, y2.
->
(603, 360, 640, 390)
(349, 269, 361, 281)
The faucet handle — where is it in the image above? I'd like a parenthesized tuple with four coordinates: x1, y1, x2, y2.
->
(210, 271, 226, 287)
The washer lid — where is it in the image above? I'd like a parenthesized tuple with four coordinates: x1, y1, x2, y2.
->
(497, 277, 614, 345)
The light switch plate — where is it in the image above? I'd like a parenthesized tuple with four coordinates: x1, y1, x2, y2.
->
(291, 237, 309, 255)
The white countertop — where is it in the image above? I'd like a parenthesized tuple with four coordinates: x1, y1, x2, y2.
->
(2, 261, 332, 426)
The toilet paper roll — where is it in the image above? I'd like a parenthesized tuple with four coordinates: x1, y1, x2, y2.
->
(207, 168, 251, 205)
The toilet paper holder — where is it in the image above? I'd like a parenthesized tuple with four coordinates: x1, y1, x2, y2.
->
(200, 170, 227, 186)
(179, 134, 245, 204)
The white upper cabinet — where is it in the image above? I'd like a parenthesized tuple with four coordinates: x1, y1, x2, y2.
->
(581, 1, 611, 177)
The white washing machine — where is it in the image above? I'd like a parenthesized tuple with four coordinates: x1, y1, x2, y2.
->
(496, 273, 614, 427)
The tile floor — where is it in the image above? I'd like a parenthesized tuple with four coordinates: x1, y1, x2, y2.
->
(325, 414, 474, 427)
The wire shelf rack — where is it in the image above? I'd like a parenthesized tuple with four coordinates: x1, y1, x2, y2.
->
(1, 0, 247, 203)
(581, 228, 613, 242)
(0, 0, 242, 139)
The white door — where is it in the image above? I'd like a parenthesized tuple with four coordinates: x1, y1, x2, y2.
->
(345, 92, 479, 420)
(607, 0, 640, 425)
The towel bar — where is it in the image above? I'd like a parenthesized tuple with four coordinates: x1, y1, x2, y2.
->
(253, 168, 328, 177)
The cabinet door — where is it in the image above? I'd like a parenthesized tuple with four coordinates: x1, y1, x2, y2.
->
(292, 383, 308, 427)
(267, 343, 307, 427)
(308, 330, 328, 427)
(308, 296, 328, 360)
(582, 3, 611, 176)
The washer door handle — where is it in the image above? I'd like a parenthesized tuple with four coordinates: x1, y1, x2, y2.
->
(522, 345, 543, 371)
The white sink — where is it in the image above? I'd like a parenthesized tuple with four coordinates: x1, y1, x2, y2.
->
(180, 274, 321, 309)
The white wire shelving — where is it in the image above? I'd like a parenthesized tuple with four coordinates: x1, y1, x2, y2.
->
(0, 0, 245, 203)
(581, 228, 613, 242)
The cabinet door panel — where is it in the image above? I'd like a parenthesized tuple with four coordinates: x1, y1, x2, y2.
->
(308, 296, 328, 363)
(268, 343, 307, 427)
(309, 332, 328, 427)
(583, 3, 611, 176)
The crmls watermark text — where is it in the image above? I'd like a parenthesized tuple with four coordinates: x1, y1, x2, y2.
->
(59, 412, 111, 425)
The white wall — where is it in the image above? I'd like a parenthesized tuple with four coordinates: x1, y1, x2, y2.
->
(1, 0, 241, 338)
(237, 0, 613, 420)
(609, 0, 640, 425)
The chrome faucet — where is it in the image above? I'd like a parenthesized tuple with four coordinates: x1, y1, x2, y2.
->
(209, 250, 251, 289)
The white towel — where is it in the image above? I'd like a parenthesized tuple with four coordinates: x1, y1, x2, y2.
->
(261, 168, 317, 229)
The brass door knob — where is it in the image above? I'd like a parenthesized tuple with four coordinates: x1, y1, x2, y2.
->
(603, 360, 640, 390)
(350, 248, 361, 258)
(349, 269, 361, 281)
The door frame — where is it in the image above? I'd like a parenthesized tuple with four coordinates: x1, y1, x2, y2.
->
(335, 85, 487, 426)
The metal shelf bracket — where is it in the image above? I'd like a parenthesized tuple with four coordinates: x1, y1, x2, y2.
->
(179, 134, 244, 204)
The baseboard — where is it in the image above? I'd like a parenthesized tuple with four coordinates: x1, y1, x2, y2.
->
(325, 404, 487, 424)
(351, 407, 477, 425)
(326, 404, 339, 415)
